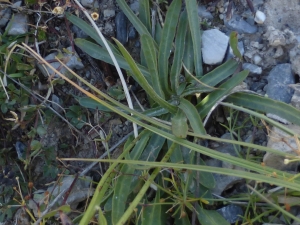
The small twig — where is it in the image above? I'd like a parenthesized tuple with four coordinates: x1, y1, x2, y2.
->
(34, 13, 41, 55)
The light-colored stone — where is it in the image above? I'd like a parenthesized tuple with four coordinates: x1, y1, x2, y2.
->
(243, 63, 262, 74)
(103, 9, 115, 20)
(290, 44, 300, 76)
(263, 125, 300, 170)
(291, 91, 300, 109)
(264, 26, 286, 46)
(254, 10, 266, 24)
(6, 13, 28, 35)
(202, 29, 229, 65)
(80, 0, 94, 8)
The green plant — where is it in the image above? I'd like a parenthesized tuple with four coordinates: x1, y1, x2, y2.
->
(50, 0, 300, 224)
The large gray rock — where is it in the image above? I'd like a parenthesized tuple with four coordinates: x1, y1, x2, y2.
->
(202, 29, 229, 65)
(266, 64, 295, 103)
(224, 15, 258, 34)
(6, 13, 28, 35)
(217, 205, 243, 224)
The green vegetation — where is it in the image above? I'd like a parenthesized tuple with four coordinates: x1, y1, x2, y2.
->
(1, 0, 300, 224)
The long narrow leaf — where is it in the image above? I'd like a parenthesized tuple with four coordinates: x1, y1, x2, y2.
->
(139, 0, 151, 33)
(170, 10, 188, 92)
(75, 38, 151, 81)
(66, 13, 120, 55)
(114, 38, 177, 113)
(116, 0, 157, 49)
(225, 92, 300, 126)
(186, 0, 203, 77)
(197, 70, 249, 118)
(158, 0, 182, 95)
(112, 131, 151, 224)
(179, 98, 206, 135)
(141, 34, 164, 98)
(183, 27, 194, 78)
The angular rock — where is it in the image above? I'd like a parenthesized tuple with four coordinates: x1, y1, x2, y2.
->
(0, 8, 11, 28)
(202, 29, 229, 65)
(6, 13, 28, 35)
(217, 205, 243, 224)
(198, 5, 213, 19)
(263, 124, 300, 170)
(115, 12, 128, 45)
(128, 25, 137, 40)
(225, 15, 258, 34)
(51, 94, 63, 113)
(103, 9, 115, 20)
(243, 63, 262, 75)
(266, 64, 295, 103)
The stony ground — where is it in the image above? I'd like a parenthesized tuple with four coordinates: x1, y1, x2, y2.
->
(1, 0, 300, 224)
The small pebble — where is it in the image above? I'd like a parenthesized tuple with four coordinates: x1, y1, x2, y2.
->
(254, 10, 266, 24)
(128, 25, 137, 40)
(15, 141, 26, 160)
(243, 63, 262, 75)
(115, 12, 128, 45)
(253, 54, 262, 64)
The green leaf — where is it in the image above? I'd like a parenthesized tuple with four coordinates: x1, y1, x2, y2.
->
(37, 125, 47, 136)
(78, 97, 112, 112)
(30, 140, 42, 151)
(198, 158, 215, 189)
(66, 12, 120, 55)
(179, 98, 206, 135)
(172, 108, 188, 138)
(75, 38, 151, 81)
(98, 208, 108, 225)
(183, 27, 194, 77)
(141, 188, 163, 225)
(197, 70, 249, 118)
(141, 34, 164, 98)
(116, 0, 157, 49)
(139, 0, 151, 33)
(196, 204, 230, 225)
(225, 92, 300, 126)
(229, 31, 242, 60)
(186, 0, 203, 77)
(114, 38, 177, 113)
(181, 59, 239, 96)
(158, 0, 182, 95)
(16, 63, 33, 71)
(112, 131, 151, 224)
(170, 10, 188, 93)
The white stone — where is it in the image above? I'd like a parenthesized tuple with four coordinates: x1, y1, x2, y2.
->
(254, 10, 266, 24)
(253, 54, 262, 64)
(202, 29, 229, 65)
(7, 13, 28, 35)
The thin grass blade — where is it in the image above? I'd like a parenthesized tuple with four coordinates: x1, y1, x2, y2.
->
(183, 27, 194, 78)
(170, 10, 188, 92)
(158, 0, 182, 95)
(112, 131, 151, 224)
(114, 38, 177, 113)
(75, 38, 151, 81)
(197, 70, 249, 118)
(139, 0, 151, 33)
(225, 92, 300, 125)
(186, 0, 203, 77)
(141, 34, 164, 98)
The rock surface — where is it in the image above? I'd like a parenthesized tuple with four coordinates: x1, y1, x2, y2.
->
(202, 29, 229, 65)
(6, 13, 28, 35)
(225, 15, 258, 34)
(266, 64, 295, 103)
(217, 205, 243, 224)
(263, 124, 300, 170)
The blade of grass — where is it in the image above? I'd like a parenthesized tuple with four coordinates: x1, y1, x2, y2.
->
(75, 38, 151, 81)
(170, 10, 188, 92)
(183, 27, 194, 78)
(116, 0, 157, 49)
(186, 0, 203, 77)
(225, 92, 300, 126)
(112, 131, 151, 224)
(141, 34, 164, 98)
(139, 0, 151, 33)
(114, 38, 177, 114)
(158, 0, 182, 95)
(197, 70, 249, 118)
